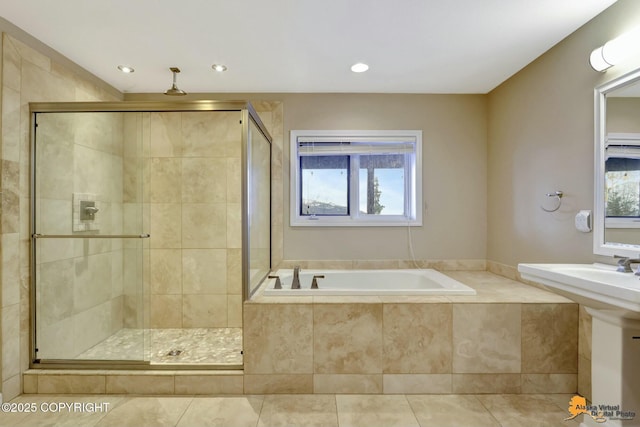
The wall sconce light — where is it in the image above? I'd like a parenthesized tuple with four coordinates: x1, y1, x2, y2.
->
(590, 26, 640, 72)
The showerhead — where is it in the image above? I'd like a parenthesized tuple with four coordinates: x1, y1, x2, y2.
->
(164, 67, 186, 96)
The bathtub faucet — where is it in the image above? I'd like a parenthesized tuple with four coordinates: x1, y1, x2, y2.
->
(311, 275, 324, 289)
(291, 266, 301, 289)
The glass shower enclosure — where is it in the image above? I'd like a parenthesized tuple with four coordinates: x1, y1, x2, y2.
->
(30, 101, 271, 369)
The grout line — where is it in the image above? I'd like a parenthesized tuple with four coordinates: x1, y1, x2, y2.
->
(254, 395, 266, 427)
(473, 394, 504, 427)
(401, 394, 421, 426)
(173, 395, 195, 427)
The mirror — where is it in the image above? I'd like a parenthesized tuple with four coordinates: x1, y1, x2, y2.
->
(595, 68, 640, 256)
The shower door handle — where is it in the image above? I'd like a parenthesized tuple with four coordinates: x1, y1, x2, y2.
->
(32, 233, 151, 239)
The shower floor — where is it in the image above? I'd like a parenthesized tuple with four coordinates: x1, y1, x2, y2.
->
(76, 328, 243, 365)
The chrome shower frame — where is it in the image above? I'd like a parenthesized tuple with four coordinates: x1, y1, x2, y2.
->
(29, 100, 272, 370)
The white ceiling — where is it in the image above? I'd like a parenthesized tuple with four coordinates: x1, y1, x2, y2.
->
(1, 0, 618, 94)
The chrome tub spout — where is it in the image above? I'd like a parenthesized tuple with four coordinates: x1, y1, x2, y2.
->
(291, 266, 301, 289)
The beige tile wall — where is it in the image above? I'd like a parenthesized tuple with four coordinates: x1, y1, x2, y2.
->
(0, 32, 122, 400)
(143, 111, 244, 329)
(279, 259, 487, 271)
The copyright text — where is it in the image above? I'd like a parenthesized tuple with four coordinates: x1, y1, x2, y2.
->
(1, 402, 110, 413)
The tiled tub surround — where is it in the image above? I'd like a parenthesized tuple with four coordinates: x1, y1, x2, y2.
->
(487, 260, 592, 401)
(23, 270, 580, 395)
(244, 270, 579, 395)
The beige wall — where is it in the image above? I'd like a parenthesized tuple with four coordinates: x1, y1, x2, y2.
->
(129, 93, 489, 262)
(485, 2, 640, 399)
(487, 0, 640, 267)
(279, 94, 488, 261)
(607, 97, 640, 133)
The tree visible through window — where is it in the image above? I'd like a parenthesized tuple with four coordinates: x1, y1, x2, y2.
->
(358, 154, 405, 215)
(605, 157, 640, 218)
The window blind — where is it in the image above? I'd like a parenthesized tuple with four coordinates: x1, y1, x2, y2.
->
(298, 140, 416, 156)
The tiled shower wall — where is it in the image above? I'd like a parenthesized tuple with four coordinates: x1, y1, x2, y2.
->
(0, 33, 122, 400)
(143, 111, 244, 328)
(0, 27, 285, 399)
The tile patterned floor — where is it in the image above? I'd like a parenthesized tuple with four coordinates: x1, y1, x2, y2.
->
(76, 328, 243, 364)
(0, 393, 583, 427)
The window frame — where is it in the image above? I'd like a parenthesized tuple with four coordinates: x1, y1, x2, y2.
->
(290, 130, 422, 227)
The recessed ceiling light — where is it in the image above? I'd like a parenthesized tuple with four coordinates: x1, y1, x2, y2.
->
(351, 63, 369, 73)
(212, 64, 228, 72)
(117, 65, 135, 73)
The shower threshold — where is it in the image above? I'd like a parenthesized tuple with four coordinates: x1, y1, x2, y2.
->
(74, 328, 243, 365)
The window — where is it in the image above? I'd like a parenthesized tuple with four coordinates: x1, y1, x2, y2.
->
(605, 138, 640, 228)
(290, 130, 422, 226)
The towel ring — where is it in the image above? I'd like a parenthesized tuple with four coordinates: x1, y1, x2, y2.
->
(541, 191, 563, 212)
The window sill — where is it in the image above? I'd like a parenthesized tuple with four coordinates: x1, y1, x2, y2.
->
(290, 218, 422, 227)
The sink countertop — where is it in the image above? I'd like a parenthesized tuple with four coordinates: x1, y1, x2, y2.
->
(518, 263, 640, 316)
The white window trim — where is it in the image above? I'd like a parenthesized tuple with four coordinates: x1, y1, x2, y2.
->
(290, 130, 422, 227)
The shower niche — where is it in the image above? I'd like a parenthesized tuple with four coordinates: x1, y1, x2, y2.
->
(30, 101, 272, 368)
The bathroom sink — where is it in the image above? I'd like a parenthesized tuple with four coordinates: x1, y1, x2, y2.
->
(519, 264, 640, 423)
(518, 263, 640, 319)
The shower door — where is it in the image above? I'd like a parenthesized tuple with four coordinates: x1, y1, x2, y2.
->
(32, 111, 148, 364)
(30, 101, 272, 368)
(246, 115, 271, 297)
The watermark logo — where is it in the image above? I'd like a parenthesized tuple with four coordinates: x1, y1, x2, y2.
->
(564, 395, 636, 423)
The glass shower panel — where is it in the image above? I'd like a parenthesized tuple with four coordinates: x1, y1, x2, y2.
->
(33, 111, 147, 362)
(247, 117, 271, 296)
